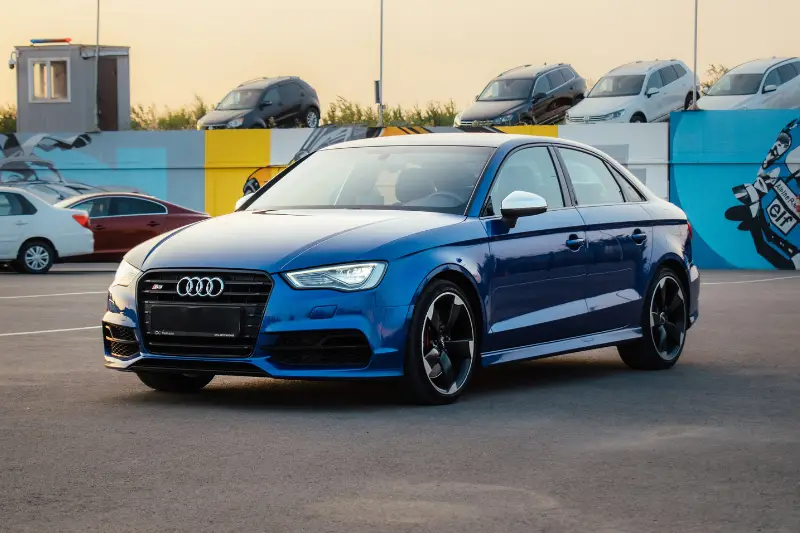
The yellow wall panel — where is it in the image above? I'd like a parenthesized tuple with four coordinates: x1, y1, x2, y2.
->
(204, 130, 271, 216)
(497, 125, 558, 136)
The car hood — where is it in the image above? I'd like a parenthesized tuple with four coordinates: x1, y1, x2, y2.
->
(198, 109, 251, 126)
(127, 209, 467, 273)
(569, 95, 639, 117)
(696, 94, 752, 110)
(460, 100, 527, 121)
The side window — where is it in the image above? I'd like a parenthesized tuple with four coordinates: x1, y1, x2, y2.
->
(646, 71, 664, 91)
(74, 198, 111, 218)
(546, 69, 566, 88)
(261, 86, 280, 105)
(777, 64, 798, 85)
(0, 193, 26, 216)
(764, 69, 780, 88)
(560, 68, 575, 83)
(533, 75, 551, 95)
(111, 197, 166, 216)
(486, 147, 565, 216)
(611, 167, 646, 202)
(659, 66, 678, 86)
(673, 64, 687, 78)
(279, 83, 302, 103)
(559, 149, 625, 206)
(17, 195, 38, 215)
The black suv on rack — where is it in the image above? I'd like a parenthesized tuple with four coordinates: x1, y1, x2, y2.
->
(197, 76, 321, 130)
(455, 64, 586, 127)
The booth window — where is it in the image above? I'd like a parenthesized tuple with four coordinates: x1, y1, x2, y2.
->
(30, 59, 70, 102)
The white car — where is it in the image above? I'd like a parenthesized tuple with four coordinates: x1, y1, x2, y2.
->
(0, 186, 94, 274)
(566, 60, 699, 124)
(697, 57, 800, 110)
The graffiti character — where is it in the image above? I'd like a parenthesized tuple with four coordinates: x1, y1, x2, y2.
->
(725, 118, 800, 269)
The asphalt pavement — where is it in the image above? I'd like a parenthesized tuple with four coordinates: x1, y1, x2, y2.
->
(1, 266, 798, 533)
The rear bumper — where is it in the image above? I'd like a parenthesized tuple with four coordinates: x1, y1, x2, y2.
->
(55, 231, 94, 259)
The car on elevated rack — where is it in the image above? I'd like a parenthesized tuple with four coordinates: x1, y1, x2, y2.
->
(697, 57, 800, 110)
(54, 192, 209, 262)
(567, 59, 700, 124)
(455, 64, 586, 127)
(0, 186, 94, 274)
(103, 133, 700, 405)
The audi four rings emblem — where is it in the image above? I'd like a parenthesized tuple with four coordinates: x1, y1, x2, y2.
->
(176, 276, 225, 298)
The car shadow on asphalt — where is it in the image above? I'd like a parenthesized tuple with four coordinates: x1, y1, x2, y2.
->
(121, 353, 635, 411)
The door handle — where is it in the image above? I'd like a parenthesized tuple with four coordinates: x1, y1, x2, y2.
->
(93, 225, 105, 231)
(15, 220, 28, 226)
(566, 235, 585, 250)
(146, 221, 160, 227)
(631, 229, 647, 244)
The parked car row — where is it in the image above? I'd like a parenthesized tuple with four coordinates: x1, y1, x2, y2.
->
(456, 56, 800, 127)
(0, 187, 208, 274)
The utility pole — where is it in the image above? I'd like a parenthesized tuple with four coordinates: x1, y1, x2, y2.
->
(94, 0, 101, 130)
(692, 0, 698, 107)
(378, 0, 384, 126)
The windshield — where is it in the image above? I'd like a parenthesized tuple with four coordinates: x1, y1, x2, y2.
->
(706, 73, 764, 96)
(588, 75, 645, 97)
(244, 145, 495, 215)
(216, 89, 262, 110)
(478, 79, 533, 101)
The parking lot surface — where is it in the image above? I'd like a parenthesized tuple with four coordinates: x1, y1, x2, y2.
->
(1, 266, 799, 532)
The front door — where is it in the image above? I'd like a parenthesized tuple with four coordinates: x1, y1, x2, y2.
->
(482, 145, 589, 353)
(556, 147, 653, 333)
(531, 75, 553, 124)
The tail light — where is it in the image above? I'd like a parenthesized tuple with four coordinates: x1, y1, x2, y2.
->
(72, 213, 90, 228)
(687, 220, 693, 241)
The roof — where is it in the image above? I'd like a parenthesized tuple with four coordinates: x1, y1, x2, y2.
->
(237, 76, 296, 89)
(320, 132, 600, 151)
(54, 191, 159, 205)
(608, 60, 673, 75)
(731, 57, 797, 74)
(495, 64, 566, 80)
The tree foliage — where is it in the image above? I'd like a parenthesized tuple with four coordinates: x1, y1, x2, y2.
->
(0, 105, 17, 134)
(131, 95, 209, 130)
(324, 96, 459, 127)
(702, 64, 729, 93)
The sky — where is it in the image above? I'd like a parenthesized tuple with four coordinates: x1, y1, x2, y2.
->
(1, 0, 798, 112)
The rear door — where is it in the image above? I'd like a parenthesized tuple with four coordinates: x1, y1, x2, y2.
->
(481, 144, 589, 354)
(657, 66, 683, 115)
(555, 146, 653, 334)
(0, 192, 26, 259)
(109, 197, 169, 252)
(278, 82, 303, 125)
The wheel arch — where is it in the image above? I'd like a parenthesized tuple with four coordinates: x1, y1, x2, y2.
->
(410, 264, 486, 342)
(18, 236, 59, 261)
(652, 254, 691, 300)
(631, 111, 647, 122)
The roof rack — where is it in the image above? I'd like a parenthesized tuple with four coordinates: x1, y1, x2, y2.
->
(498, 64, 531, 76)
(238, 77, 270, 87)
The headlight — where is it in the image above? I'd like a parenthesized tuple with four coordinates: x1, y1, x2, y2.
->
(284, 262, 387, 291)
(495, 113, 516, 124)
(111, 260, 140, 288)
(226, 118, 244, 128)
(603, 109, 626, 120)
(453, 113, 462, 126)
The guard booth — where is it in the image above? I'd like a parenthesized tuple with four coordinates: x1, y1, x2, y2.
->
(10, 39, 131, 132)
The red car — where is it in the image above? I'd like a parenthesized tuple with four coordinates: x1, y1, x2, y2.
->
(55, 193, 210, 261)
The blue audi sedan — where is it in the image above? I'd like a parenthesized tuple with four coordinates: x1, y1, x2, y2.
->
(103, 133, 699, 404)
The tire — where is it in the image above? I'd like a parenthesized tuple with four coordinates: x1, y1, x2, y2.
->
(618, 268, 689, 370)
(14, 240, 55, 274)
(684, 92, 699, 110)
(136, 371, 214, 393)
(630, 113, 647, 123)
(403, 280, 478, 405)
(305, 108, 320, 128)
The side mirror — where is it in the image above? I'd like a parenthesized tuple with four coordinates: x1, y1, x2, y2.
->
(763, 84, 777, 94)
(533, 92, 547, 101)
(500, 191, 547, 226)
(646, 87, 660, 97)
(474, 94, 479, 101)
(235, 193, 254, 211)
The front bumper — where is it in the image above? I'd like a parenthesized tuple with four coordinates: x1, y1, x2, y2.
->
(103, 273, 411, 379)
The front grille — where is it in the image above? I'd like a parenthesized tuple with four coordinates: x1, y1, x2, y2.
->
(262, 330, 373, 368)
(137, 270, 272, 357)
(103, 322, 140, 358)
(567, 115, 605, 124)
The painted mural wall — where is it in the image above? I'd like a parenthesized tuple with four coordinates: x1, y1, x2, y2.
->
(0, 124, 671, 218)
(670, 111, 800, 270)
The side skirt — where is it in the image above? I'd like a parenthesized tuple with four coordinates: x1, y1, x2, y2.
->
(481, 327, 643, 367)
